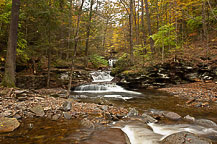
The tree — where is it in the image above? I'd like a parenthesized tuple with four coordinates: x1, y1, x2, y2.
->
(144, 0, 154, 53)
(84, 0, 94, 67)
(2, 0, 20, 87)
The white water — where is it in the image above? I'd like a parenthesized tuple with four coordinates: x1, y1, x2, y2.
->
(108, 59, 117, 67)
(121, 122, 217, 144)
(74, 83, 141, 94)
(90, 71, 114, 82)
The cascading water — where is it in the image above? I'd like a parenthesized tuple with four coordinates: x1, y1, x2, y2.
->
(90, 71, 114, 82)
(108, 59, 117, 67)
(72, 60, 217, 144)
(120, 122, 217, 144)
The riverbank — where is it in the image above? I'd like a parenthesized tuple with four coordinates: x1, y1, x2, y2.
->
(0, 87, 128, 129)
(159, 81, 217, 108)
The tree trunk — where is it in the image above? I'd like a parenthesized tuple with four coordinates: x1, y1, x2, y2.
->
(144, 0, 154, 53)
(2, 0, 20, 87)
(84, 0, 94, 67)
(67, 0, 85, 97)
(129, 0, 134, 61)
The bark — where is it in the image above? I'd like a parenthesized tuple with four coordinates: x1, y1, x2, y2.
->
(2, 0, 20, 87)
(67, 0, 85, 97)
(84, 0, 94, 67)
(129, 0, 134, 61)
(144, 0, 154, 53)
(67, 0, 73, 61)
(141, 0, 146, 48)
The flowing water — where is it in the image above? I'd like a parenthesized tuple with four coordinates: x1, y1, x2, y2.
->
(1, 70, 217, 144)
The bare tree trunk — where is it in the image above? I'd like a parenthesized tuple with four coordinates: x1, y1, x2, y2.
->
(141, 0, 147, 64)
(67, 0, 85, 97)
(102, 19, 109, 50)
(66, 0, 73, 61)
(202, 1, 208, 59)
(84, 0, 94, 67)
(2, 0, 20, 87)
(129, 0, 134, 61)
(47, 0, 52, 88)
(144, 0, 154, 53)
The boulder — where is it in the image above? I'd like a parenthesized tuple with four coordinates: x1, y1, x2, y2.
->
(30, 105, 45, 117)
(0, 117, 20, 133)
(81, 128, 130, 144)
(141, 113, 158, 123)
(163, 111, 182, 120)
(195, 119, 217, 129)
(161, 131, 212, 144)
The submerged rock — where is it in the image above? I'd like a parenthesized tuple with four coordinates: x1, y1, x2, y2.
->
(81, 118, 95, 129)
(161, 131, 212, 144)
(0, 117, 20, 133)
(30, 105, 45, 117)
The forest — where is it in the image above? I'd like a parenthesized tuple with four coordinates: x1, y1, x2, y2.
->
(0, 0, 217, 143)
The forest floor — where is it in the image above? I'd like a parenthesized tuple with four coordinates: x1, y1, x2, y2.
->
(159, 81, 217, 108)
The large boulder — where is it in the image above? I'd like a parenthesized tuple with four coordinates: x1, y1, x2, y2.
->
(161, 131, 212, 144)
(0, 117, 20, 133)
(81, 128, 130, 144)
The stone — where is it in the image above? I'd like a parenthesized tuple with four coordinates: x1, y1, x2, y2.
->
(81, 128, 130, 144)
(163, 111, 181, 120)
(160, 131, 212, 144)
(0, 117, 20, 133)
(63, 112, 72, 120)
(52, 114, 60, 121)
(13, 114, 22, 120)
(127, 108, 138, 117)
(62, 101, 72, 111)
(195, 119, 217, 128)
(141, 113, 158, 123)
(184, 115, 195, 122)
(30, 105, 45, 117)
(81, 118, 95, 129)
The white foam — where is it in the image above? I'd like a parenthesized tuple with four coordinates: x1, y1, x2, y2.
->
(74, 84, 141, 94)
(104, 95, 133, 100)
(121, 125, 162, 144)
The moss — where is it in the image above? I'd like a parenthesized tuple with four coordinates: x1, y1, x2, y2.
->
(1, 73, 16, 88)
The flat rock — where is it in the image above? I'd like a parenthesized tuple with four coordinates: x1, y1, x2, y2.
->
(161, 131, 212, 144)
(30, 105, 45, 117)
(0, 117, 20, 133)
(81, 128, 130, 144)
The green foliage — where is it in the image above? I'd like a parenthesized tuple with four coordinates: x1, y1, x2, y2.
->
(151, 24, 176, 49)
(187, 16, 202, 32)
(90, 54, 108, 68)
(111, 53, 132, 75)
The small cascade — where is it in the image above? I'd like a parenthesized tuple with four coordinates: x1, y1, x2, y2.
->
(108, 59, 117, 67)
(74, 83, 140, 94)
(120, 122, 217, 144)
(90, 71, 113, 82)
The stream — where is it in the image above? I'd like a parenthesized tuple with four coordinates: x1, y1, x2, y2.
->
(0, 70, 217, 144)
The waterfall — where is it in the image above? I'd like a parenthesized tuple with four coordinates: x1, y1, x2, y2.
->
(108, 59, 117, 67)
(90, 71, 113, 82)
(74, 83, 140, 94)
